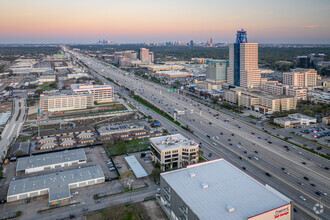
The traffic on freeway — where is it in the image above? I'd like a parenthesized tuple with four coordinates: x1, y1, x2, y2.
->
(67, 48, 329, 219)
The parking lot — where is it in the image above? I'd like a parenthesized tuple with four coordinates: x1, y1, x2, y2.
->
(286, 124, 330, 146)
(0, 145, 125, 219)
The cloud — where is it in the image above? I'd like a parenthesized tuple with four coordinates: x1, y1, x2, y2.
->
(303, 25, 319, 29)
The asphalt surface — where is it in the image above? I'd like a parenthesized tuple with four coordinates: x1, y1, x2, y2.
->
(67, 48, 329, 220)
(0, 98, 26, 159)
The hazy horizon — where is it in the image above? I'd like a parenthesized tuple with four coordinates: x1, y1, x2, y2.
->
(1, 0, 330, 44)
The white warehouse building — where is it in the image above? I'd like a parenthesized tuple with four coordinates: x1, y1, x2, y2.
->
(7, 165, 105, 206)
(16, 149, 87, 174)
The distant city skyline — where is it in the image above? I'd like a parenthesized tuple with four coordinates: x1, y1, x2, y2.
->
(0, 0, 330, 44)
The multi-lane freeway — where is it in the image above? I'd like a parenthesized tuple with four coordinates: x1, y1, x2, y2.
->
(0, 98, 26, 159)
(67, 48, 329, 219)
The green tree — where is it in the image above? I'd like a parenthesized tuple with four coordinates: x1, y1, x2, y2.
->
(150, 168, 161, 184)
(120, 170, 135, 190)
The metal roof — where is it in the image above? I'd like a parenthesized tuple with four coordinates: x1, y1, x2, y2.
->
(124, 155, 148, 178)
(16, 149, 86, 172)
(8, 165, 104, 202)
(161, 159, 291, 220)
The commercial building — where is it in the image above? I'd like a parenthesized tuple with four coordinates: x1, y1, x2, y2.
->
(7, 165, 104, 206)
(39, 93, 94, 112)
(274, 114, 317, 128)
(124, 155, 148, 178)
(39, 75, 56, 83)
(138, 48, 154, 64)
(144, 65, 185, 72)
(159, 159, 292, 220)
(71, 84, 114, 102)
(16, 149, 86, 174)
(97, 123, 145, 136)
(223, 87, 297, 114)
(205, 59, 228, 83)
(154, 71, 192, 78)
(150, 134, 199, 171)
(322, 117, 330, 125)
(227, 29, 261, 88)
(262, 83, 307, 100)
(33, 127, 94, 140)
(282, 69, 317, 88)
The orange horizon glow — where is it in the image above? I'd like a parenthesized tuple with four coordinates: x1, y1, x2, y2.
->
(0, 0, 329, 43)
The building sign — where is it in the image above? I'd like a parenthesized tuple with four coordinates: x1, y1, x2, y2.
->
(274, 207, 289, 219)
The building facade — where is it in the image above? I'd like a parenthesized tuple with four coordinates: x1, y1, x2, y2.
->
(159, 159, 292, 220)
(228, 29, 261, 88)
(40, 94, 94, 112)
(71, 84, 114, 102)
(138, 48, 154, 64)
(205, 59, 228, 82)
(282, 69, 317, 88)
(150, 134, 199, 171)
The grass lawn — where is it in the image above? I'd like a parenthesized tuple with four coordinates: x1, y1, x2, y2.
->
(246, 115, 261, 120)
(87, 204, 143, 220)
(41, 85, 52, 91)
(106, 138, 150, 155)
(127, 103, 137, 110)
(266, 122, 283, 129)
(87, 200, 167, 220)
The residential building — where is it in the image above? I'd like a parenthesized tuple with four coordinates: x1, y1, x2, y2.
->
(150, 134, 199, 171)
(282, 69, 317, 88)
(274, 114, 317, 128)
(39, 94, 94, 112)
(71, 84, 114, 102)
(227, 29, 261, 88)
(159, 159, 292, 220)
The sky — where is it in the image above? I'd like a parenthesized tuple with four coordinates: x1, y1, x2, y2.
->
(0, 0, 329, 44)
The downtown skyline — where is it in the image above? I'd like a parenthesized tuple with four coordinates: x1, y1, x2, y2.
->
(0, 0, 330, 44)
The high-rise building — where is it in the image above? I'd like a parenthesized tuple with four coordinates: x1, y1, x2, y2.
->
(228, 29, 261, 88)
(205, 59, 228, 83)
(138, 48, 154, 64)
(282, 69, 317, 88)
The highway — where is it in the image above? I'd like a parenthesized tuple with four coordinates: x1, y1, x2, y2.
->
(0, 98, 26, 159)
(67, 48, 329, 220)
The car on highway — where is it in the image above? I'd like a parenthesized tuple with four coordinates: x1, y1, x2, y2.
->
(265, 172, 271, 177)
(299, 195, 306, 201)
(251, 132, 255, 135)
(315, 191, 321, 196)
(310, 183, 316, 187)
(212, 142, 217, 146)
(254, 151, 258, 154)
(236, 145, 241, 149)
(301, 162, 306, 165)
(254, 156, 259, 160)
(242, 167, 247, 170)
(320, 191, 327, 196)
(283, 171, 290, 175)
(95, 199, 101, 203)
(303, 176, 309, 181)
(298, 182, 304, 186)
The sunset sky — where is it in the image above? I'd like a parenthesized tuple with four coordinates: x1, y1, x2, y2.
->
(0, 0, 329, 44)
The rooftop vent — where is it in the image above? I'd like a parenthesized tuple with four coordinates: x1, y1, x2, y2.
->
(226, 205, 235, 213)
(201, 183, 208, 189)
(189, 172, 196, 178)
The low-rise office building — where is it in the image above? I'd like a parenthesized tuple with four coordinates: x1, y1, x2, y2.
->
(7, 165, 104, 206)
(159, 159, 292, 220)
(274, 113, 317, 128)
(223, 87, 297, 114)
(40, 93, 94, 112)
(71, 84, 114, 102)
(33, 127, 94, 140)
(283, 69, 317, 88)
(39, 75, 56, 83)
(16, 149, 86, 174)
(150, 134, 199, 171)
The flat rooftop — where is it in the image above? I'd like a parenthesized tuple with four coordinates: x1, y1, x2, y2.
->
(71, 84, 113, 91)
(155, 70, 191, 76)
(161, 159, 291, 220)
(8, 165, 104, 202)
(98, 123, 144, 134)
(150, 134, 197, 151)
(16, 149, 86, 172)
(124, 155, 148, 178)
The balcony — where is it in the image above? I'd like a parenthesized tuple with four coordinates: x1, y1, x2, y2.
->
(179, 205, 188, 215)
(164, 186, 171, 195)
